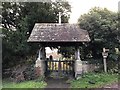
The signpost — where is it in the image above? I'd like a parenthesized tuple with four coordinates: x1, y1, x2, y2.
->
(102, 48, 109, 73)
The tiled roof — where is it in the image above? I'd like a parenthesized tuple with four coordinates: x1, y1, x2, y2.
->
(27, 23, 90, 42)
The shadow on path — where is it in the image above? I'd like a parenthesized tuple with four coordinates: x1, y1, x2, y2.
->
(45, 77, 70, 89)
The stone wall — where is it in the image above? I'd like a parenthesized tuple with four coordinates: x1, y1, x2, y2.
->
(35, 59, 46, 76)
(82, 61, 99, 73)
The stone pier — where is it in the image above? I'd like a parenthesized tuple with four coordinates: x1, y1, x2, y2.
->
(35, 47, 46, 77)
(74, 47, 83, 78)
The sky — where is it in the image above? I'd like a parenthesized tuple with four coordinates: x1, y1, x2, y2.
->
(68, 0, 119, 23)
(46, 47, 58, 53)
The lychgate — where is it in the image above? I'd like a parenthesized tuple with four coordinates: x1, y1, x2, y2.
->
(27, 23, 90, 78)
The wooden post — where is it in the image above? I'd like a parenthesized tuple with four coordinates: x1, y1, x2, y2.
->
(103, 58, 107, 72)
(38, 48, 42, 60)
(38, 46, 46, 60)
(75, 47, 81, 60)
(41, 46, 46, 60)
(102, 48, 109, 73)
(75, 50, 77, 60)
(77, 48, 81, 60)
(59, 12, 61, 24)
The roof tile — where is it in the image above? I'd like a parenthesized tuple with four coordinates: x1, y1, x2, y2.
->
(28, 23, 90, 42)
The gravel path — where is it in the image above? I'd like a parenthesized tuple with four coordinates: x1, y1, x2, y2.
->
(45, 77, 70, 89)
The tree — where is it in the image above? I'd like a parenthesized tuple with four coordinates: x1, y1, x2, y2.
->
(78, 7, 119, 60)
(58, 47, 75, 58)
(2, 2, 71, 68)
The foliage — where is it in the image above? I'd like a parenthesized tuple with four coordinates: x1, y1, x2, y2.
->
(2, 2, 71, 69)
(2, 79, 47, 88)
(78, 7, 119, 59)
(71, 73, 118, 88)
(23, 64, 36, 81)
(2, 18, 30, 68)
(59, 7, 119, 60)
(58, 47, 75, 58)
(35, 76, 45, 82)
(107, 60, 118, 73)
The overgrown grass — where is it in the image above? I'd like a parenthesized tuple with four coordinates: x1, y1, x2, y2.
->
(2, 79, 47, 88)
(71, 73, 118, 88)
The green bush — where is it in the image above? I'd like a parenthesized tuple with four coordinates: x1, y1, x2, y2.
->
(35, 76, 45, 82)
(23, 64, 37, 80)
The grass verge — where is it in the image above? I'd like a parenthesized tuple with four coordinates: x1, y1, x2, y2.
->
(2, 79, 47, 88)
(70, 73, 118, 88)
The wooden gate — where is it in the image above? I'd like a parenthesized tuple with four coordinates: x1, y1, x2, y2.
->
(45, 60, 75, 77)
